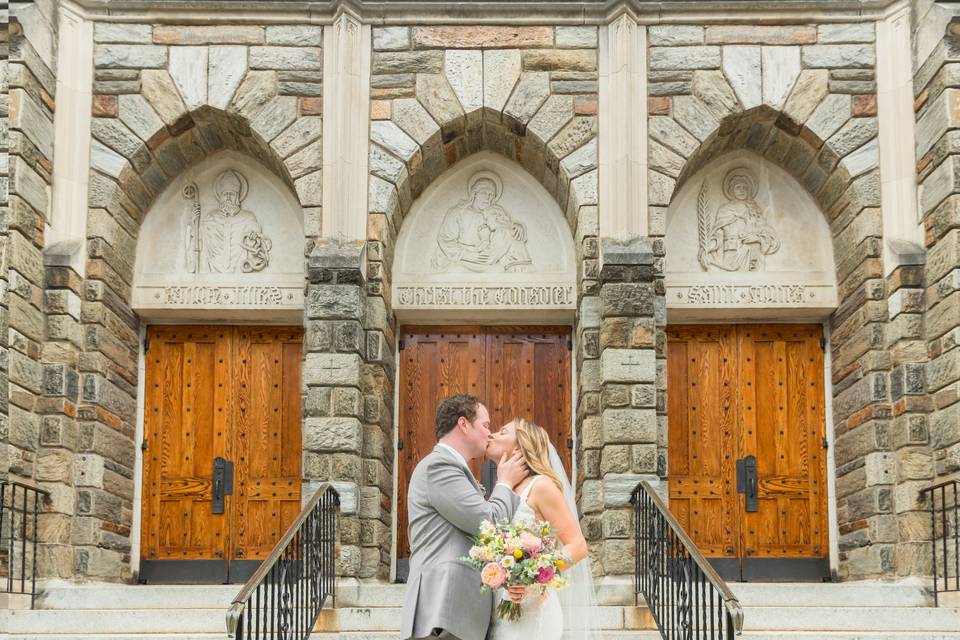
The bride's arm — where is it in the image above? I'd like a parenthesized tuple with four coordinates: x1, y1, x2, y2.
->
(531, 481, 588, 563)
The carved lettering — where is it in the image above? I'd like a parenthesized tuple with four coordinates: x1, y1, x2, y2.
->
(161, 285, 287, 306)
(677, 284, 810, 305)
(396, 285, 574, 307)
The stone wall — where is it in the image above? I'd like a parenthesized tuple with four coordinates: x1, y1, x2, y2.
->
(915, 19, 960, 503)
(642, 21, 930, 580)
(361, 24, 603, 576)
(7, 1, 67, 576)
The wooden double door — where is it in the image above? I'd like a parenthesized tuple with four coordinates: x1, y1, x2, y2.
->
(140, 326, 303, 583)
(396, 326, 573, 562)
(667, 324, 829, 581)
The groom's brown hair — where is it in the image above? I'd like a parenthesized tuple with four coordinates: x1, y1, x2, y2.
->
(435, 394, 481, 440)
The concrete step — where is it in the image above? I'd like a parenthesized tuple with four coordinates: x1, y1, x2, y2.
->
(36, 583, 238, 610)
(739, 605, 960, 632)
(317, 604, 654, 632)
(6, 608, 228, 634)
(729, 581, 932, 608)
(740, 634, 960, 640)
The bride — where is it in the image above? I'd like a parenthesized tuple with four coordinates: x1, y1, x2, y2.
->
(484, 418, 601, 640)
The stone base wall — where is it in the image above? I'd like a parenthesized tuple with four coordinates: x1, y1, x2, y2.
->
(5, 1, 958, 586)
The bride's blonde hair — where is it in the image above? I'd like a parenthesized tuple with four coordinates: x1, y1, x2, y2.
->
(512, 418, 564, 492)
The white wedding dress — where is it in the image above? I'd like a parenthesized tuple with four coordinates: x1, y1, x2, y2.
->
(490, 476, 563, 640)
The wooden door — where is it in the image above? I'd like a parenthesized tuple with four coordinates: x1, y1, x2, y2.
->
(141, 326, 303, 583)
(397, 326, 573, 562)
(667, 324, 828, 581)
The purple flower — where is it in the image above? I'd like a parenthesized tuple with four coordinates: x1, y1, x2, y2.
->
(536, 566, 555, 584)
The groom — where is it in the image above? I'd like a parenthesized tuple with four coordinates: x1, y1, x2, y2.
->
(400, 394, 528, 640)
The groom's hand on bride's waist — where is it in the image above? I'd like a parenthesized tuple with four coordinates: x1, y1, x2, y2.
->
(496, 450, 529, 491)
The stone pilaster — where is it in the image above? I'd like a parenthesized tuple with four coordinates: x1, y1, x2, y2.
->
(593, 237, 659, 575)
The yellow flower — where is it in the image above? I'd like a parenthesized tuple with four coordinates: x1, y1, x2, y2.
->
(556, 559, 566, 570)
(513, 549, 523, 560)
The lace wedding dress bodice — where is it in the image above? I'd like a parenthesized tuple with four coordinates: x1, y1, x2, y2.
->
(490, 476, 563, 640)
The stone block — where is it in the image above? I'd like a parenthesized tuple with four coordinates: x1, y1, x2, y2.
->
(416, 73, 464, 133)
(602, 509, 632, 538)
(631, 444, 657, 473)
(392, 98, 440, 145)
(117, 94, 164, 142)
(250, 46, 322, 71)
(762, 46, 801, 110)
(805, 93, 851, 144)
(503, 72, 550, 125)
(373, 27, 410, 51)
(94, 23, 152, 44)
(783, 69, 829, 125)
(304, 417, 362, 453)
(556, 26, 598, 48)
(802, 44, 875, 69)
(444, 49, 483, 116)
(152, 25, 263, 45)
(304, 353, 362, 386)
(601, 283, 654, 316)
(307, 285, 362, 319)
(522, 49, 596, 72)
(706, 25, 816, 45)
(207, 45, 248, 110)
(649, 46, 720, 70)
(372, 51, 442, 75)
(648, 26, 704, 46)
(818, 24, 875, 44)
(229, 70, 279, 119)
(94, 44, 167, 69)
(603, 473, 653, 507)
(483, 49, 522, 112)
(370, 120, 419, 162)
(265, 25, 322, 46)
(602, 408, 657, 444)
(412, 26, 552, 49)
(140, 70, 187, 127)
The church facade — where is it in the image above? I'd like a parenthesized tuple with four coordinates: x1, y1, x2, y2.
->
(2, 0, 958, 591)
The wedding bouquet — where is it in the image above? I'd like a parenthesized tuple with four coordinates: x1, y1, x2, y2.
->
(461, 518, 571, 622)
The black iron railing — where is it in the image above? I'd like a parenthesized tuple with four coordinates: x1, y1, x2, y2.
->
(1, 481, 49, 608)
(632, 481, 743, 639)
(226, 483, 339, 640)
(922, 479, 958, 607)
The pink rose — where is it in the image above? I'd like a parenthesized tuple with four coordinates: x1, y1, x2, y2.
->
(481, 562, 507, 589)
(535, 566, 555, 584)
(519, 532, 543, 554)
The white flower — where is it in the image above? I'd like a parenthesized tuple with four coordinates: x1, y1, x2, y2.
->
(501, 556, 516, 569)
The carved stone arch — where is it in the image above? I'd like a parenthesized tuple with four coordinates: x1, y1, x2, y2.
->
(657, 103, 880, 320)
(368, 69, 599, 319)
(86, 106, 313, 321)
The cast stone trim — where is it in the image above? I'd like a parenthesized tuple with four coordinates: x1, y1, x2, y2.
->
(599, 14, 648, 246)
(322, 11, 371, 242)
(46, 4, 94, 275)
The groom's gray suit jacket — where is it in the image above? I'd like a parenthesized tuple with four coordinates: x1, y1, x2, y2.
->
(400, 445, 520, 640)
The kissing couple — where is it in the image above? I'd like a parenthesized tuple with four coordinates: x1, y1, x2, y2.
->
(400, 394, 600, 640)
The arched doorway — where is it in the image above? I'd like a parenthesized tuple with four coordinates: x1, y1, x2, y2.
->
(665, 149, 838, 581)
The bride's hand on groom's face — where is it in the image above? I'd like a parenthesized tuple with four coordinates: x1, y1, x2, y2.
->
(497, 449, 529, 490)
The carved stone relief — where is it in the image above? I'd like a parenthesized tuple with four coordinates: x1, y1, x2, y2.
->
(696, 167, 780, 272)
(665, 150, 837, 316)
(183, 169, 273, 274)
(431, 170, 533, 273)
(133, 151, 304, 318)
(393, 152, 576, 315)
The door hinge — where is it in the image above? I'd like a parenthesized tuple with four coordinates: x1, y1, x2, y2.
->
(819, 337, 826, 351)
(397, 438, 404, 451)
(398, 339, 405, 351)
(822, 437, 829, 450)
(567, 340, 573, 351)
(566, 437, 574, 450)
(143, 334, 150, 353)
(141, 439, 148, 452)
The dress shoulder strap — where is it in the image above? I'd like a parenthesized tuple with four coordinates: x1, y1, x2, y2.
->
(519, 475, 542, 500)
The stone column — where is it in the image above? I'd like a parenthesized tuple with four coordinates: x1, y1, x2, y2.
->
(592, 238, 660, 575)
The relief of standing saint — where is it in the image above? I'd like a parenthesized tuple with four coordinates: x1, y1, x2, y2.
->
(183, 169, 272, 274)
(697, 167, 780, 272)
(431, 171, 533, 273)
